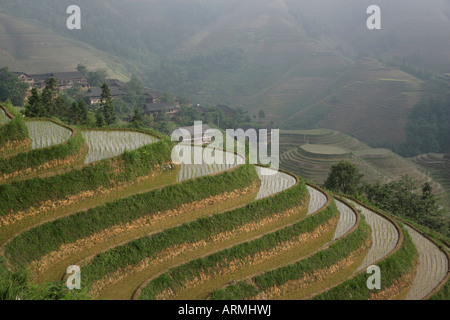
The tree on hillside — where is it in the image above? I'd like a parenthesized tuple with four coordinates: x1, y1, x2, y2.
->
(95, 111, 106, 128)
(0, 67, 29, 106)
(54, 96, 68, 122)
(177, 106, 202, 126)
(25, 88, 44, 118)
(258, 110, 265, 119)
(362, 176, 446, 235)
(100, 83, 116, 125)
(399, 96, 450, 156)
(41, 78, 59, 117)
(122, 76, 145, 113)
(76, 64, 88, 75)
(69, 100, 88, 126)
(323, 160, 364, 195)
(130, 108, 144, 129)
(88, 69, 107, 87)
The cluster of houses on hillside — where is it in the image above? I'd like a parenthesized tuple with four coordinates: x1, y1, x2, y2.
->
(13, 70, 275, 147)
(14, 71, 89, 90)
(14, 71, 182, 119)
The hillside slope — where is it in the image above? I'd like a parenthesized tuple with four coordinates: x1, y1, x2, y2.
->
(0, 13, 130, 80)
(1, 0, 449, 147)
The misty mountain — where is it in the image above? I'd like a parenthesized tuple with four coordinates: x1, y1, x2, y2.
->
(1, 0, 449, 146)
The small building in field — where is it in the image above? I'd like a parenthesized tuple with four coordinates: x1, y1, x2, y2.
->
(176, 124, 213, 145)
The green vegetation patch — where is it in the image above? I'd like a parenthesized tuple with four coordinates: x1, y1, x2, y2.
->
(428, 280, 450, 300)
(5, 164, 259, 266)
(0, 104, 29, 150)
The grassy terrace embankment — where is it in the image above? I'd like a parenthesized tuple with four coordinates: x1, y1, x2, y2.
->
(210, 201, 369, 300)
(0, 117, 447, 300)
(0, 120, 85, 183)
(0, 137, 174, 246)
(138, 198, 339, 300)
(3, 165, 260, 277)
(75, 174, 309, 300)
(0, 104, 30, 158)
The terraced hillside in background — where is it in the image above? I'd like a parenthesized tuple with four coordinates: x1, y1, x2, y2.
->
(0, 107, 448, 300)
(279, 129, 443, 195)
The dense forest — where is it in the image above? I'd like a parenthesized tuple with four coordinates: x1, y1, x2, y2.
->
(399, 97, 450, 156)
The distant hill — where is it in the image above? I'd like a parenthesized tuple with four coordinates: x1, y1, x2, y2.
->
(1, 0, 449, 147)
(0, 12, 131, 80)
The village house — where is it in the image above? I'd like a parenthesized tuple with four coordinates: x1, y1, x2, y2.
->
(27, 72, 88, 90)
(143, 102, 180, 119)
(145, 90, 164, 104)
(12, 72, 35, 87)
(85, 86, 125, 105)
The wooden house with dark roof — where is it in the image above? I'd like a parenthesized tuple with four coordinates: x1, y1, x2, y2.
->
(143, 102, 180, 119)
(85, 86, 125, 105)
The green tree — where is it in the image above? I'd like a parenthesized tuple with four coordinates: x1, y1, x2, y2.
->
(76, 64, 88, 75)
(123, 77, 145, 112)
(69, 100, 88, 125)
(323, 160, 364, 195)
(177, 106, 202, 126)
(54, 96, 68, 121)
(88, 69, 107, 87)
(130, 108, 144, 128)
(258, 110, 265, 119)
(100, 83, 116, 125)
(0, 68, 28, 106)
(25, 88, 44, 118)
(41, 78, 59, 117)
(95, 111, 106, 127)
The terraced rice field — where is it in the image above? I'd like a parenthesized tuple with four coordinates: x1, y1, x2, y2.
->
(405, 226, 448, 300)
(26, 121, 72, 149)
(1, 124, 448, 300)
(347, 200, 399, 271)
(333, 199, 357, 240)
(280, 129, 442, 191)
(0, 108, 10, 125)
(306, 186, 327, 215)
(176, 146, 245, 182)
(255, 167, 297, 200)
(82, 130, 159, 164)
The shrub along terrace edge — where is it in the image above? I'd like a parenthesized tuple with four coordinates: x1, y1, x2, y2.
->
(78, 174, 309, 296)
(4, 164, 259, 267)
